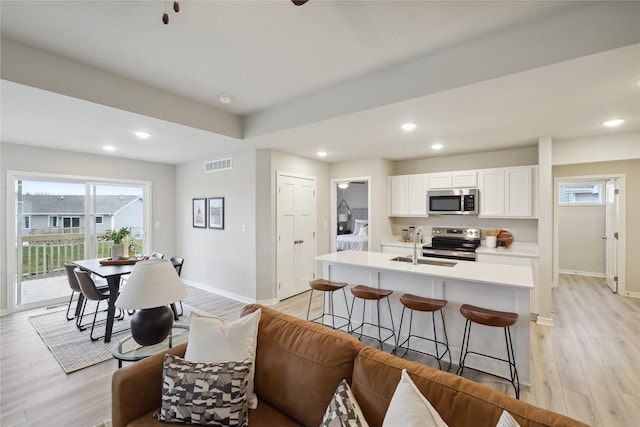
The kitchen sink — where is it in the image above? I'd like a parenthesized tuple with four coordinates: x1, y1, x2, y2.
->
(390, 256, 456, 267)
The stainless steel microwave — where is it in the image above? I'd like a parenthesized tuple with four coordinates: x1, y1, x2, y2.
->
(427, 188, 478, 215)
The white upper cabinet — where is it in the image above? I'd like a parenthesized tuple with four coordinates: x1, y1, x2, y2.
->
(389, 174, 428, 216)
(478, 166, 537, 218)
(428, 172, 452, 189)
(389, 175, 409, 216)
(452, 170, 477, 188)
(428, 171, 477, 189)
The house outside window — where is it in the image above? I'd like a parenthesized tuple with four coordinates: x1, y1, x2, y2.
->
(95, 216, 103, 224)
(558, 181, 605, 205)
(62, 216, 80, 228)
(49, 216, 59, 227)
(22, 215, 30, 229)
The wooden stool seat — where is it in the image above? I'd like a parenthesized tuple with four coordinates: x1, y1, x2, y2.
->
(400, 294, 447, 312)
(460, 304, 518, 328)
(351, 285, 393, 300)
(309, 279, 347, 292)
(457, 303, 520, 399)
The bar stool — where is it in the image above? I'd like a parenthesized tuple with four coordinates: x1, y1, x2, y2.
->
(349, 285, 396, 351)
(456, 304, 520, 399)
(395, 293, 451, 371)
(306, 279, 351, 331)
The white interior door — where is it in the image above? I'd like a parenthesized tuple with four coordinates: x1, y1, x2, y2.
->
(605, 179, 619, 292)
(277, 174, 316, 300)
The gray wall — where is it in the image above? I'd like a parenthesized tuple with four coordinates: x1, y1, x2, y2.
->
(176, 150, 258, 301)
(0, 142, 176, 313)
(557, 205, 605, 275)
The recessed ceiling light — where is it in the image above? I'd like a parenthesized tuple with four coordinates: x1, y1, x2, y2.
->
(218, 94, 233, 104)
(431, 144, 443, 150)
(317, 151, 328, 158)
(602, 119, 624, 127)
(102, 145, 117, 152)
(134, 131, 151, 139)
(401, 123, 417, 132)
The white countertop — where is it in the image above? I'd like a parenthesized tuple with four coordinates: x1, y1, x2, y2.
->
(315, 250, 533, 289)
(476, 242, 539, 258)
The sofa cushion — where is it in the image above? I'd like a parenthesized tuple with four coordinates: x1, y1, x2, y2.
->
(351, 346, 589, 427)
(157, 354, 251, 426)
(241, 304, 364, 427)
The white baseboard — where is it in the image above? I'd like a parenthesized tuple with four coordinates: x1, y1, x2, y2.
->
(0, 308, 9, 317)
(536, 316, 554, 327)
(558, 269, 605, 278)
(182, 279, 257, 305)
(622, 290, 640, 299)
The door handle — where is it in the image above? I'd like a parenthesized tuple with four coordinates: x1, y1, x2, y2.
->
(602, 236, 607, 240)
(293, 240, 305, 245)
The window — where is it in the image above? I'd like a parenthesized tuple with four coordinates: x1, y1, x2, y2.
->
(22, 215, 30, 229)
(558, 181, 604, 205)
(62, 216, 80, 228)
(49, 216, 59, 227)
(95, 216, 103, 224)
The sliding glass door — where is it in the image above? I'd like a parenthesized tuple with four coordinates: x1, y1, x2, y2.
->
(13, 175, 147, 309)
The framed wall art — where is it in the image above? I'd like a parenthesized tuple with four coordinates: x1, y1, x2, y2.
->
(208, 197, 224, 230)
(192, 198, 207, 228)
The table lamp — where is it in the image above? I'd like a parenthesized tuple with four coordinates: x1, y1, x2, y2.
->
(115, 259, 188, 346)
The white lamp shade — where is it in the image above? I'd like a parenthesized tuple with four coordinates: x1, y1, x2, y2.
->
(115, 259, 187, 310)
(338, 213, 349, 222)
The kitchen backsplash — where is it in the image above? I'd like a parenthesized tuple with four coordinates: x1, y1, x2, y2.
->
(390, 217, 538, 243)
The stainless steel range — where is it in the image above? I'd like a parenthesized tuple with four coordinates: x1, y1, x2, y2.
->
(422, 227, 481, 261)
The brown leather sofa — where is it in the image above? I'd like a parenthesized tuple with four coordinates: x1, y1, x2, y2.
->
(112, 304, 588, 427)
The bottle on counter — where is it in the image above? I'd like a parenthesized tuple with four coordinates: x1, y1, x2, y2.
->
(408, 226, 416, 242)
(402, 229, 409, 242)
(128, 239, 135, 258)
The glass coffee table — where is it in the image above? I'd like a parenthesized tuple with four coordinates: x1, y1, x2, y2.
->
(112, 325, 190, 368)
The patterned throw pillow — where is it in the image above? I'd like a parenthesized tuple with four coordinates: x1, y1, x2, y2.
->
(156, 354, 251, 426)
(321, 379, 370, 427)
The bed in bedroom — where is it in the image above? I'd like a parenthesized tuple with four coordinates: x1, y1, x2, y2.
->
(336, 208, 368, 251)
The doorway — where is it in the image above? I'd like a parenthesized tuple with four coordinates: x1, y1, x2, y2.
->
(7, 172, 149, 312)
(331, 177, 371, 252)
(553, 174, 626, 294)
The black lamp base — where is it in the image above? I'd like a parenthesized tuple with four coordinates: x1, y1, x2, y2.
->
(130, 306, 174, 346)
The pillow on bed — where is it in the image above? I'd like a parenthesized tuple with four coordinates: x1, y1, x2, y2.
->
(358, 226, 368, 236)
(353, 219, 368, 235)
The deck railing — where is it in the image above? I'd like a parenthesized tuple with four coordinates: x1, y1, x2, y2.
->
(20, 233, 142, 280)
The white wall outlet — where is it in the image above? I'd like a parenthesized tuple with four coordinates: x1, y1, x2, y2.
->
(202, 267, 206, 276)
(242, 224, 246, 232)
(154, 220, 160, 228)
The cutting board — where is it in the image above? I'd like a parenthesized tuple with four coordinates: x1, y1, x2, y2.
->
(497, 230, 513, 248)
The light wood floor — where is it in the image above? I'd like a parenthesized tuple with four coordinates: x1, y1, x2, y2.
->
(1, 274, 638, 426)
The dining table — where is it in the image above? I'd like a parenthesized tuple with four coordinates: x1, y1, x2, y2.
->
(73, 258, 137, 343)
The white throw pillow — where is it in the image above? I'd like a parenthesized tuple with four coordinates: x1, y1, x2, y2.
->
(496, 410, 522, 427)
(381, 369, 449, 427)
(358, 226, 368, 236)
(353, 219, 368, 235)
(185, 309, 261, 409)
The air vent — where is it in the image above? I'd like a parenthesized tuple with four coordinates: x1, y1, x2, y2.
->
(205, 157, 232, 173)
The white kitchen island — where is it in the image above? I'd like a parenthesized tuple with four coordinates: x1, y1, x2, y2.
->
(314, 250, 533, 385)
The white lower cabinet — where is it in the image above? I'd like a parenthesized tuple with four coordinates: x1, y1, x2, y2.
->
(477, 253, 539, 316)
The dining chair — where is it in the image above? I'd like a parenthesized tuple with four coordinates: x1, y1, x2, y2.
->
(74, 269, 124, 341)
(64, 263, 109, 330)
(170, 256, 185, 317)
(150, 252, 165, 259)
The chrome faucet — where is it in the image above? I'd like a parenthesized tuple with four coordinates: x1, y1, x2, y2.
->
(412, 226, 423, 265)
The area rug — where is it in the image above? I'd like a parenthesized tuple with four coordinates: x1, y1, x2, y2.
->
(29, 303, 206, 373)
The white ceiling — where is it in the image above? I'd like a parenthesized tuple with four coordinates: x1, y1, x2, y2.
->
(1, 1, 639, 165)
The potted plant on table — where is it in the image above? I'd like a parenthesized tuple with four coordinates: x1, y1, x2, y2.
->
(102, 227, 131, 260)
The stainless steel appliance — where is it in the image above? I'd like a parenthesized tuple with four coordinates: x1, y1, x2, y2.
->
(423, 227, 481, 261)
(427, 188, 478, 215)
